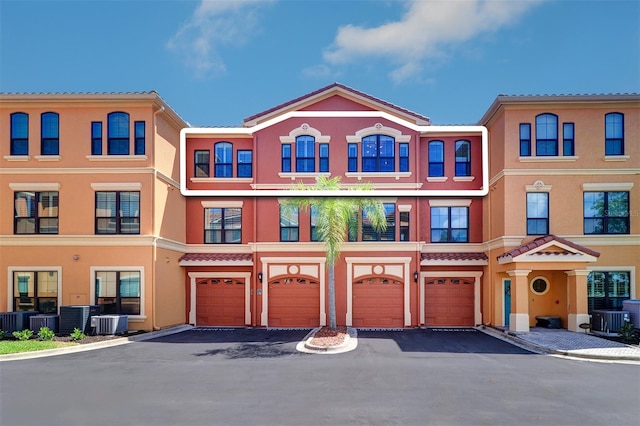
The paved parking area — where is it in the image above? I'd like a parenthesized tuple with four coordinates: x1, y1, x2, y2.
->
(1, 328, 638, 426)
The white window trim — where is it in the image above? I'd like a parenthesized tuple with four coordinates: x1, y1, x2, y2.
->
(86, 155, 148, 161)
(201, 201, 244, 208)
(34, 155, 62, 161)
(7, 266, 62, 313)
(10, 183, 61, 191)
(279, 123, 330, 144)
(91, 182, 142, 191)
(429, 199, 472, 207)
(586, 266, 636, 299)
(603, 155, 630, 162)
(529, 276, 550, 296)
(346, 123, 411, 143)
(90, 266, 145, 320)
(582, 182, 634, 192)
(4, 155, 31, 161)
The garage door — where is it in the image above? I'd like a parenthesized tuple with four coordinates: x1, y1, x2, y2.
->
(353, 277, 404, 328)
(268, 277, 320, 327)
(425, 278, 474, 326)
(196, 278, 245, 326)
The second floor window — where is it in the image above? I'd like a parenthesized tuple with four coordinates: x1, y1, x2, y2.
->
(280, 206, 299, 242)
(362, 135, 394, 172)
(428, 140, 444, 177)
(10, 112, 29, 156)
(362, 203, 395, 241)
(348, 143, 358, 172)
(455, 140, 471, 176)
(399, 143, 409, 172)
(41, 112, 59, 155)
(204, 207, 241, 243)
(14, 191, 59, 234)
(526, 192, 549, 235)
(605, 112, 624, 155)
(194, 150, 210, 177)
(535, 113, 558, 156)
(108, 112, 130, 155)
(584, 191, 629, 234)
(282, 144, 291, 172)
(319, 143, 329, 173)
(96, 191, 140, 234)
(296, 135, 315, 172)
(431, 206, 469, 243)
(214, 142, 232, 177)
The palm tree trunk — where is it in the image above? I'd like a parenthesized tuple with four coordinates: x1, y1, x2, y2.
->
(328, 263, 337, 329)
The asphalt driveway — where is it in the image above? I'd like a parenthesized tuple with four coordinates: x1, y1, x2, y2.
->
(1, 328, 638, 426)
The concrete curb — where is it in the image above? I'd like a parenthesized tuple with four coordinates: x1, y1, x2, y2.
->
(296, 327, 358, 354)
(0, 324, 194, 362)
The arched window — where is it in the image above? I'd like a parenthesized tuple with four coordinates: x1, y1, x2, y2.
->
(605, 112, 624, 155)
(10, 112, 29, 155)
(535, 113, 558, 156)
(455, 140, 471, 176)
(428, 140, 444, 177)
(41, 112, 59, 155)
(214, 142, 233, 177)
(362, 134, 394, 172)
(295, 135, 315, 172)
(108, 112, 130, 155)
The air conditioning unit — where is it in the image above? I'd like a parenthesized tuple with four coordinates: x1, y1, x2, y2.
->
(621, 300, 640, 329)
(94, 315, 128, 335)
(29, 315, 59, 333)
(59, 305, 100, 335)
(591, 310, 630, 336)
(0, 311, 39, 333)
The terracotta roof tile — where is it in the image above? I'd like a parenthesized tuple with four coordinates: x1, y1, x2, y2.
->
(498, 235, 600, 260)
(421, 252, 488, 262)
(179, 253, 253, 263)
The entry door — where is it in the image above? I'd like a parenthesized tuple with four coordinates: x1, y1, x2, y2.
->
(504, 279, 511, 327)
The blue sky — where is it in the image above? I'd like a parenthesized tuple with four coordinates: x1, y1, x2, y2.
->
(1, 0, 638, 126)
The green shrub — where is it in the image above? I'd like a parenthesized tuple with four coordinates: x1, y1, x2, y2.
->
(618, 321, 638, 343)
(70, 328, 85, 341)
(37, 326, 55, 341)
(0, 330, 6, 340)
(12, 329, 34, 341)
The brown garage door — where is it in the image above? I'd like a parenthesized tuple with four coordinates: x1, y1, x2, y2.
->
(353, 277, 404, 328)
(268, 277, 320, 327)
(425, 278, 474, 326)
(196, 278, 245, 326)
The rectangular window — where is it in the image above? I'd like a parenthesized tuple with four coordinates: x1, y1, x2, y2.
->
(563, 123, 575, 156)
(362, 203, 395, 241)
(237, 150, 253, 178)
(91, 122, 103, 155)
(280, 206, 299, 242)
(194, 150, 210, 177)
(348, 143, 358, 172)
(399, 211, 410, 241)
(295, 135, 315, 172)
(14, 191, 59, 234)
(41, 112, 59, 155)
(95, 271, 140, 315)
(319, 143, 329, 173)
(204, 207, 241, 243)
(431, 206, 469, 243)
(587, 271, 630, 313)
(282, 144, 291, 173)
(108, 112, 130, 155)
(95, 191, 140, 234)
(10, 113, 29, 156)
(519, 123, 531, 157)
(428, 141, 444, 177)
(214, 142, 232, 177)
(584, 191, 629, 234)
(526, 193, 549, 235)
(310, 205, 320, 242)
(535, 114, 558, 156)
(455, 140, 471, 176)
(362, 135, 394, 172)
(605, 113, 624, 155)
(399, 143, 409, 172)
(13, 271, 58, 314)
(134, 121, 145, 155)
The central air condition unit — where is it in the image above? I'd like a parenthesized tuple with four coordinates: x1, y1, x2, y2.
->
(94, 315, 128, 335)
(59, 305, 100, 335)
(591, 310, 630, 336)
(0, 311, 39, 333)
(621, 300, 640, 329)
(29, 315, 59, 333)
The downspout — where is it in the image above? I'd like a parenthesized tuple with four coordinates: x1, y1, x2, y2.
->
(252, 133, 258, 327)
(151, 105, 165, 331)
(415, 130, 422, 328)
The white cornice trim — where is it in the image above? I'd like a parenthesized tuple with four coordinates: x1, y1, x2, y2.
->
(346, 123, 412, 143)
(279, 123, 331, 144)
(582, 182, 634, 191)
(86, 155, 148, 161)
(429, 199, 472, 207)
(201, 200, 244, 208)
(34, 155, 62, 162)
(518, 156, 579, 162)
(9, 182, 61, 191)
(91, 182, 142, 191)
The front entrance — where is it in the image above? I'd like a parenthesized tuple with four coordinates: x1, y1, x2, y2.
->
(424, 278, 475, 326)
(352, 276, 404, 328)
(268, 277, 320, 327)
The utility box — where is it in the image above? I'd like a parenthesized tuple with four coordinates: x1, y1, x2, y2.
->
(621, 300, 640, 328)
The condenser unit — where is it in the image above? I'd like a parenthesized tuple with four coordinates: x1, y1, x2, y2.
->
(29, 315, 59, 333)
(0, 311, 39, 333)
(621, 300, 640, 329)
(591, 310, 630, 336)
(94, 315, 128, 335)
(59, 305, 100, 334)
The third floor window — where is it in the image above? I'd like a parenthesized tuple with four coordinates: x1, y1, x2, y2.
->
(41, 112, 59, 155)
(605, 112, 624, 155)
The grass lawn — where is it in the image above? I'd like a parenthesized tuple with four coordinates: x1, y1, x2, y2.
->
(0, 340, 78, 355)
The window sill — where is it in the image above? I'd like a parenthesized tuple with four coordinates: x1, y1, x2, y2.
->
(127, 315, 147, 322)
(35, 155, 62, 161)
(603, 155, 630, 162)
(345, 172, 412, 181)
(86, 155, 148, 161)
(278, 172, 331, 180)
(453, 176, 475, 182)
(190, 177, 254, 183)
(518, 156, 579, 162)
(426, 176, 448, 183)
(4, 155, 30, 161)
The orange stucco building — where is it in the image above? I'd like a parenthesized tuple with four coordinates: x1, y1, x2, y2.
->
(1, 85, 638, 333)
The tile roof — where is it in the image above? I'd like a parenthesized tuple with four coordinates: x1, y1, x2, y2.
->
(179, 253, 253, 263)
(497, 235, 600, 260)
(421, 252, 488, 262)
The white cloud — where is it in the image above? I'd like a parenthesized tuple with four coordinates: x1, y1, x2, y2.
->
(167, 0, 273, 78)
(323, 0, 542, 82)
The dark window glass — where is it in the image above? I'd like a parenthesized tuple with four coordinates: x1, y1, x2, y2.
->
(237, 150, 253, 178)
(362, 203, 395, 241)
(295, 135, 315, 172)
(519, 123, 531, 157)
(204, 207, 242, 243)
(214, 142, 233, 177)
(13, 271, 58, 314)
(107, 112, 130, 155)
(428, 141, 444, 177)
(41, 112, 59, 155)
(563, 123, 575, 156)
(362, 135, 394, 172)
(587, 271, 630, 313)
(348, 143, 358, 172)
(10, 112, 29, 155)
(310, 205, 320, 241)
(194, 150, 210, 177)
(526, 192, 549, 235)
(584, 191, 629, 234)
(605, 113, 624, 155)
(134, 121, 145, 155)
(319, 143, 329, 173)
(95, 191, 140, 234)
(14, 191, 59, 234)
(91, 122, 103, 155)
(455, 140, 471, 176)
(399, 211, 410, 241)
(535, 113, 558, 156)
(282, 144, 291, 172)
(399, 143, 409, 172)
(431, 206, 469, 243)
(95, 271, 140, 315)
(280, 206, 299, 242)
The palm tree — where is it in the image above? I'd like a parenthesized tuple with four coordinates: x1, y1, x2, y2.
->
(281, 176, 388, 330)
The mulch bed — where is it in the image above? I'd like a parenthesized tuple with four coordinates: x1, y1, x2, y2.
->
(309, 326, 348, 347)
(51, 331, 146, 345)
